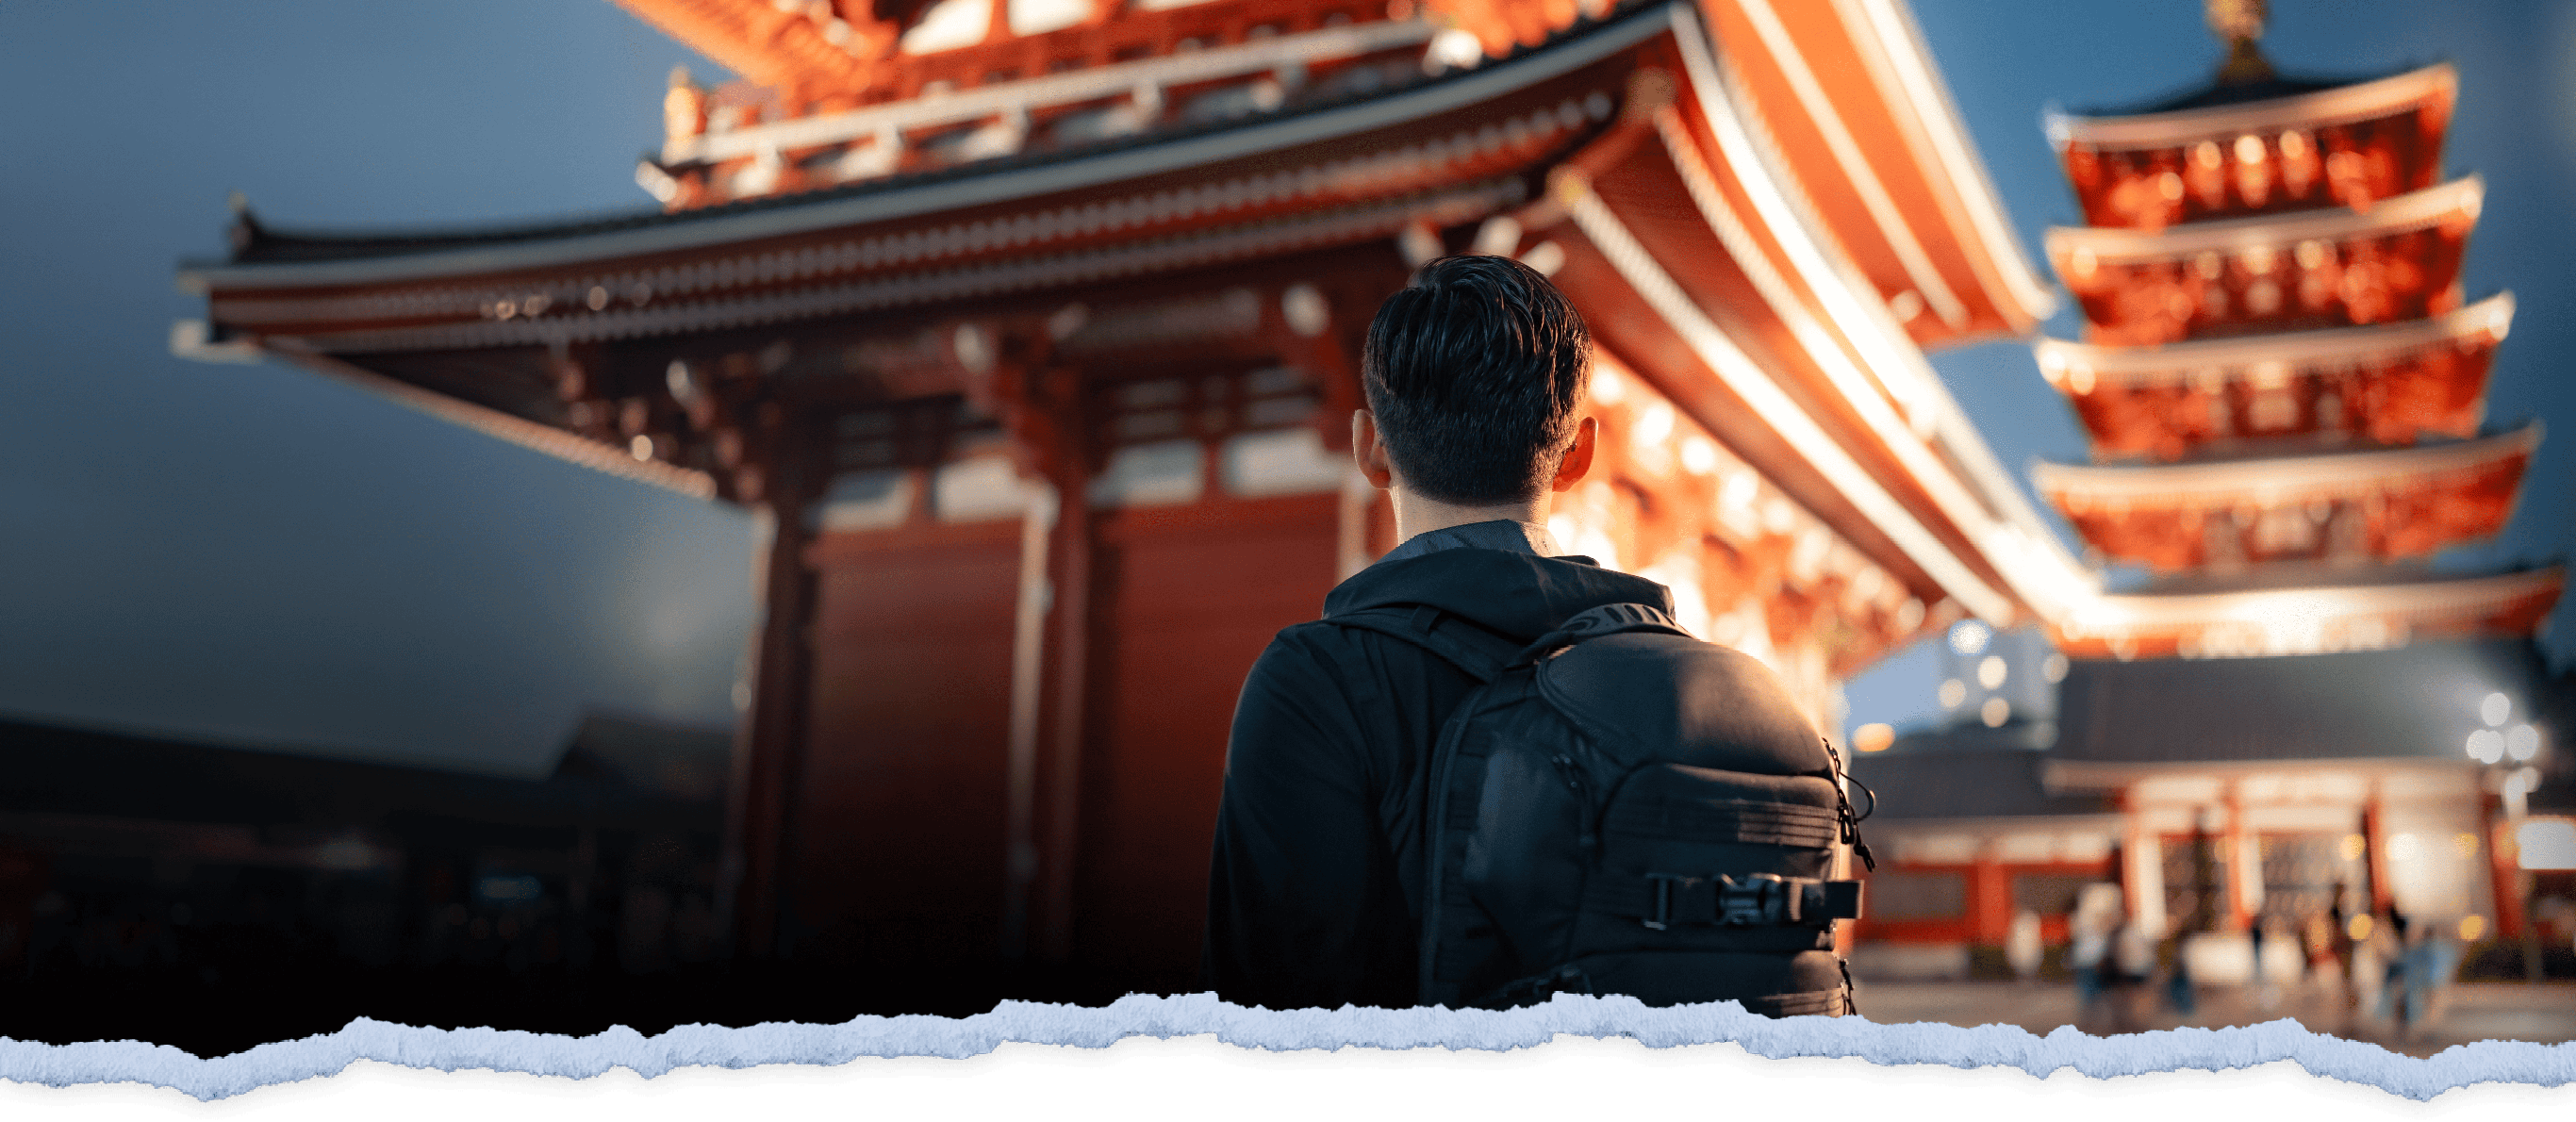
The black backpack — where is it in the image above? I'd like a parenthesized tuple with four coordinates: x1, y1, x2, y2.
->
(1332, 601, 1875, 1015)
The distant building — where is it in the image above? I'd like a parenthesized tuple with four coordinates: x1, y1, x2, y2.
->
(1846, 707, 2117, 982)
(0, 712, 733, 1047)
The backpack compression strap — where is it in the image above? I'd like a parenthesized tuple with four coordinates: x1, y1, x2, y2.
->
(1588, 872, 1863, 932)
(1328, 602, 1693, 681)
(1509, 602, 1693, 666)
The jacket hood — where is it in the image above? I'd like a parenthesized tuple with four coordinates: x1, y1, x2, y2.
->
(1322, 549, 1675, 642)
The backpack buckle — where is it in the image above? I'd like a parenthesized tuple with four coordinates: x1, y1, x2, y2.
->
(1641, 872, 1690, 931)
(1715, 873, 1789, 925)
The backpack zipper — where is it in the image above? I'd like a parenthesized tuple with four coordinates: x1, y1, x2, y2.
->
(1818, 736, 1876, 872)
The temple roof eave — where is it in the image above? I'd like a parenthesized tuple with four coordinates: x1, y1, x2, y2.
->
(653, 17, 1441, 168)
(1696, 0, 2058, 338)
(1651, 5, 2092, 624)
(215, 177, 1529, 355)
(176, 5, 1676, 294)
(2032, 291, 2513, 384)
(1551, 76, 2048, 629)
(2044, 174, 2482, 264)
(2048, 566, 2565, 661)
(2042, 755, 2475, 791)
(2032, 420, 2543, 503)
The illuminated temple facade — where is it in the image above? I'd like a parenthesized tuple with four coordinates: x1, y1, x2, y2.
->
(1849, 9, 2565, 982)
(176, 0, 2083, 999)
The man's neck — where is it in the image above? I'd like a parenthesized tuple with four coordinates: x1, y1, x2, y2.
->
(1388, 487, 1552, 544)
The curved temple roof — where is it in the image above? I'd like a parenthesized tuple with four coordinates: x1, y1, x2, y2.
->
(176, 0, 2098, 652)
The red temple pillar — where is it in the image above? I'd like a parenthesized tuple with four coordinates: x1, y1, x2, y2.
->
(2117, 791, 2160, 935)
(1971, 847, 2012, 947)
(725, 406, 824, 958)
(1003, 362, 1097, 967)
(2362, 784, 2394, 915)
(2485, 790, 2523, 939)
(2221, 787, 2252, 933)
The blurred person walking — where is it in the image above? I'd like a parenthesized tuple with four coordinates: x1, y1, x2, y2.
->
(2369, 907, 2411, 1031)
(2117, 921, 2157, 1028)
(2383, 913, 2455, 1037)
(2316, 886, 2358, 1007)
(2006, 909, 2044, 983)
(2251, 916, 2285, 1012)
(2070, 883, 2127, 1032)
(2350, 908, 2390, 1024)
(2158, 928, 2197, 1018)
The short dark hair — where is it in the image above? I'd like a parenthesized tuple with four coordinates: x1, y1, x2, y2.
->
(1360, 255, 1593, 506)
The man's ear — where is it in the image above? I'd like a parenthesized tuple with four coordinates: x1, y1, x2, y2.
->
(1351, 409, 1396, 490)
(1548, 416, 1598, 493)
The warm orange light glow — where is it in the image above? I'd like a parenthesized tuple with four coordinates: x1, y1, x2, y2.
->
(1977, 654, 2007, 688)
(1854, 723, 1896, 753)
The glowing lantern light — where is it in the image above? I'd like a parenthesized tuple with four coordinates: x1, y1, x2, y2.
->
(2517, 818, 2576, 871)
(2466, 729, 2503, 764)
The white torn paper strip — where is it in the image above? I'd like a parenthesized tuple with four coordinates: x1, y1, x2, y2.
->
(2, 993, 2571, 1102)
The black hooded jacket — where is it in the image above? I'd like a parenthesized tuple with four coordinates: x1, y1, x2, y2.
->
(1200, 526, 1674, 1010)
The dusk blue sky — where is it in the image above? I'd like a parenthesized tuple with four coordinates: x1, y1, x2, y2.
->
(1, 2, 2568, 772)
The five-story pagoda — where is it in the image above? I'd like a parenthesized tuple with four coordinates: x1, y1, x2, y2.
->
(2032, 0, 2561, 965)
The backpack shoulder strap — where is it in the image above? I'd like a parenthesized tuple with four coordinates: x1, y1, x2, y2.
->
(1325, 604, 1524, 685)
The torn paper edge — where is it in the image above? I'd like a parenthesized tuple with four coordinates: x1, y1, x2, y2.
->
(0, 988, 2566, 1106)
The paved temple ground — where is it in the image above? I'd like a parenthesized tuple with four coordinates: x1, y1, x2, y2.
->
(1850, 980, 2576, 1058)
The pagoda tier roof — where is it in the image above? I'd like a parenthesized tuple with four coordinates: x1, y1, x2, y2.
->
(2037, 423, 2541, 572)
(2036, 292, 2511, 385)
(2049, 566, 2563, 663)
(2035, 295, 2511, 460)
(2036, 421, 2539, 505)
(2046, 635, 2548, 777)
(2048, 64, 2452, 232)
(2049, 176, 2480, 347)
(2050, 175, 2480, 263)
(2047, 63, 2452, 152)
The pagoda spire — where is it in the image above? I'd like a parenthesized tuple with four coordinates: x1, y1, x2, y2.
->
(2206, 0, 2275, 86)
